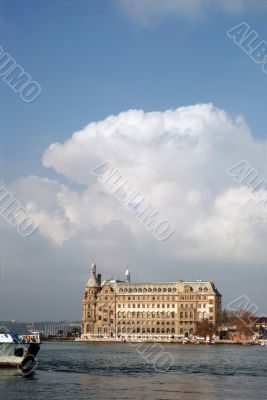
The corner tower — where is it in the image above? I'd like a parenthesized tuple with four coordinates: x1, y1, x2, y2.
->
(82, 262, 101, 337)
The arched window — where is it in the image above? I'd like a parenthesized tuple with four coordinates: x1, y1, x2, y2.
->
(137, 312, 140, 318)
(118, 312, 121, 318)
(158, 288, 162, 292)
(180, 312, 183, 318)
(161, 328, 165, 333)
(142, 311, 146, 318)
(198, 287, 203, 293)
(185, 312, 188, 318)
(167, 312, 170, 318)
(148, 288, 152, 292)
(168, 288, 172, 292)
(153, 288, 157, 292)
(147, 312, 150, 318)
(152, 312, 155, 318)
(132, 311, 136, 318)
(204, 287, 208, 293)
(127, 311, 131, 318)
(171, 312, 175, 318)
(143, 288, 147, 293)
(190, 311, 194, 319)
(163, 288, 167, 293)
(147, 328, 150, 333)
(171, 328, 175, 334)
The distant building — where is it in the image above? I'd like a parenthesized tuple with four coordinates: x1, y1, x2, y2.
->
(81, 262, 222, 339)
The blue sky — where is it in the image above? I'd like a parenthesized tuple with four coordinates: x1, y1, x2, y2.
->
(1, 0, 267, 183)
(1, 1, 267, 320)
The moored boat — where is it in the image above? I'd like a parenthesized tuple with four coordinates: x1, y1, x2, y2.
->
(0, 331, 41, 374)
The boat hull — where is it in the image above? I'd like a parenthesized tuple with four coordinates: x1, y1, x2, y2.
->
(0, 342, 40, 369)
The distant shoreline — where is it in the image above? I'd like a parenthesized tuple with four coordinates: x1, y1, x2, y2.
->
(71, 338, 265, 346)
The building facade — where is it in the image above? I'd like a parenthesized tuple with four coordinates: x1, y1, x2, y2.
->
(81, 263, 222, 339)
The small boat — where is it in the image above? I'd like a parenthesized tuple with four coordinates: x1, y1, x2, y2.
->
(0, 330, 41, 375)
(182, 337, 189, 344)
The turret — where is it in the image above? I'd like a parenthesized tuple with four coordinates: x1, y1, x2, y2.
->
(125, 269, 131, 283)
(86, 262, 100, 288)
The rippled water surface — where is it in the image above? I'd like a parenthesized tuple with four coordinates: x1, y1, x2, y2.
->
(1, 342, 267, 399)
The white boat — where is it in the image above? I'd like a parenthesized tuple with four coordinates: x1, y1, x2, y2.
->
(0, 331, 41, 374)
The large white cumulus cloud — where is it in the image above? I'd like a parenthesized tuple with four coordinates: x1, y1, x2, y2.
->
(11, 103, 267, 264)
(113, 0, 267, 24)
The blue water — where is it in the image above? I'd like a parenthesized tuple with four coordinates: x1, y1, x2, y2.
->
(0, 342, 266, 399)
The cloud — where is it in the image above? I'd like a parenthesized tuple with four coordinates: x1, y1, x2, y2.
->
(9, 103, 267, 266)
(3, 103, 267, 319)
(113, 0, 267, 25)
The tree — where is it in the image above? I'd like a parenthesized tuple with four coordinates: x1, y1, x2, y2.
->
(220, 309, 256, 340)
(195, 319, 217, 337)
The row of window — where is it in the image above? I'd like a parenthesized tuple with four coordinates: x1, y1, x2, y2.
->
(118, 287, 209, 294)
(117, 303, 204, 309)
(117, 321, 176, 325)
(117, 295, 207, 301)
(117, 327, 194, 334)
(117, 311, 195, 318)
(118, 303, 176, 309)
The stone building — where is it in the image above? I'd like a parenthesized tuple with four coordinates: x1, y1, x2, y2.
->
(81, 262, 222, 339)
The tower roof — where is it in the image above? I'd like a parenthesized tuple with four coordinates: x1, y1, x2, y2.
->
(86, 261, 100, 288)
